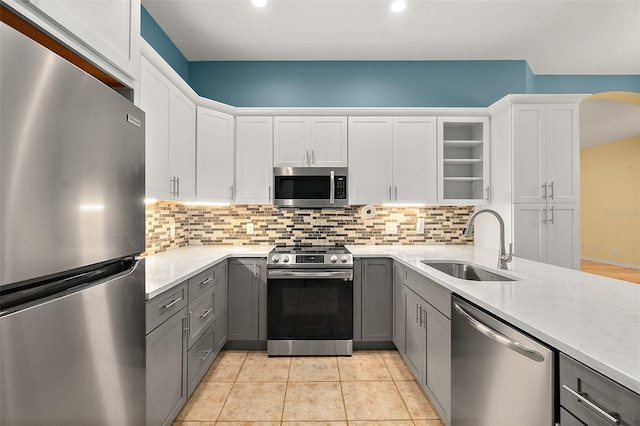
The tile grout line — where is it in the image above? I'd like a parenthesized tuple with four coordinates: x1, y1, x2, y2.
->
(216, 352, 249, 423)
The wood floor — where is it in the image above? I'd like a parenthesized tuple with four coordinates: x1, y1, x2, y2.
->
(581, 260, 640, 285)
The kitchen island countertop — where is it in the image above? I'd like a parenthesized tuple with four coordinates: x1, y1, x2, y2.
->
(347, 244, 640, 396)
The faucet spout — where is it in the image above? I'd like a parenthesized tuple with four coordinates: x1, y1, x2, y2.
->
(463, 209, 513, 270)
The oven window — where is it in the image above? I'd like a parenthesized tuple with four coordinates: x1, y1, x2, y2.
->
(274, 176, 330, 199)
(267, 279, 353, 340)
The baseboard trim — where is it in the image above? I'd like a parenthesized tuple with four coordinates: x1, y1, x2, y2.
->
(581, 257, 640, 270)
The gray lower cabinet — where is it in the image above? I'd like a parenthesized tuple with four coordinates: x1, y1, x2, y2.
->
(146, 284, 188, 426)
(424, 302, 451, 422)
(228, 258, 266, 341)
(360, 258, 393, 341)
(213, 261, 228, 354)
(393, 262, 405, 351)
(399, 268, 452, 426)
(560, 353, 640, 425)
(403, 286, 426, 383)
(147, 260, 228, 425)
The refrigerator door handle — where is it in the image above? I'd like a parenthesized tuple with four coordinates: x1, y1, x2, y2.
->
(453, 302, 545, 362)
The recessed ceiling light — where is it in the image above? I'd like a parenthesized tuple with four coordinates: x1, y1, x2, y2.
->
(252, 0, 267, 7)
(391, 0, 407, 12)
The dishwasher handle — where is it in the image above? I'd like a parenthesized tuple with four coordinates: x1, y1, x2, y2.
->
(454, 302, 545, 362)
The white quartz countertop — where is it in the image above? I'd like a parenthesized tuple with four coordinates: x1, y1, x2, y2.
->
(144, 243, 640, 395)
(144, 245, 273, 299)
(346, 244, 640, 396)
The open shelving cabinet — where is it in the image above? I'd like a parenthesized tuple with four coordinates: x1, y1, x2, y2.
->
(437, 117, 489, 205)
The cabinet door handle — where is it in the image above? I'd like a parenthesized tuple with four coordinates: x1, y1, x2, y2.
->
(162, 297, 182, 310)
(549, 182, 554, 199)
(549, 206, 554, 224)
(415, 303, 420, 324)
(170, 177, 177, 197)
(306, 150, 310, 166)
(542, 207, 547, 224)
(542, 182, 547, 199)
(419, 306, 426, 327)
(229, 185, 234, 200)
(200, 348, 213, 361)
(562, 385, 620, 425)
(389, 186, 392, 201)
(485, 186, 490, 201)
(201, 308, 213, 318)
(312, 150, 315, 165)
(268, 185, 272, 201)
(183, 314, 191, 333)
(395, 186, 398, 201)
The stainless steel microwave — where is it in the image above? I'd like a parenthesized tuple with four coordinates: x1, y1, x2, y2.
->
(273, 167, 348, 208)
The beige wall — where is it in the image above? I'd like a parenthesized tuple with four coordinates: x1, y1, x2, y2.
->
(144, 202, 473, 256)
(581, 136, 640, 267)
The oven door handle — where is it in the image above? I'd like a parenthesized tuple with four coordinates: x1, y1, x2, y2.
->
(267, 269, 353, 280)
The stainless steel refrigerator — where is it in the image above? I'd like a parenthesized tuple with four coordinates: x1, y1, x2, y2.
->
(0, 22, 146, 425)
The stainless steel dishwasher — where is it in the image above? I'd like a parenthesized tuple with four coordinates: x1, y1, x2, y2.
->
(451, 296, 554, 426)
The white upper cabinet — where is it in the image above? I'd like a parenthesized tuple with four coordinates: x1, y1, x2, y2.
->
(513, 103, 579, 204)
(348, 117, 394, 204)
(392, 117, 438, 204)
(311, 117, 348, 167)
(273, 117, 347, 167)
(196, 108, 235, 203)
(348, 116, 437, 205)
(437, 117, 490, 205)
(140, 56, 195, 202)
(514, 203, 580, 269)
(18, 0, 140, 81)
(236, 117, 274, 204)
(168, 91, 196, 201)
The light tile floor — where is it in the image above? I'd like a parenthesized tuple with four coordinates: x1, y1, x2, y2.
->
(173, 350, 444, 426)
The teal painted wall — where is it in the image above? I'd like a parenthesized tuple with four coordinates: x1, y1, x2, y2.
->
(188, 60, 529, 107)
(531, 75, 640, 94)
(140, 6, 189, 81)
(141, 6, 639, 107)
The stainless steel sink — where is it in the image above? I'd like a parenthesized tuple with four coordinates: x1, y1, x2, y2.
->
(421, 261, 516, 281)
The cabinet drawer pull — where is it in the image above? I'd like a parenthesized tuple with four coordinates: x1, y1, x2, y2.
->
(200, 277, 213, 286)
(200, 348, 213, 361)
(201, 308, 213, 319)
(562, 385, 620, 425)
(162, 297, 182, 310)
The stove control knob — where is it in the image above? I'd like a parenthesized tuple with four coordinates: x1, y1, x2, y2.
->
(271, 255, 280, 263)
(282, 255, 290, 263)
(340, 255, 349, 263)
(330, 255, 338, 263)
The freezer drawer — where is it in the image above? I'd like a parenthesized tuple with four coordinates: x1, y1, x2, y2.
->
(451, 296, 554, 426)
(1, 259, 146, 425)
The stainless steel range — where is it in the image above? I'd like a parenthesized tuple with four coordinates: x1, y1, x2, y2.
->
(267, 245, 354, 356)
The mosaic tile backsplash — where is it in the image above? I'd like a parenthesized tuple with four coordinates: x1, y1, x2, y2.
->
(145, 202, 474, 256)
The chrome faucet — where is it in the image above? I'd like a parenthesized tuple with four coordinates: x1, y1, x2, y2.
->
(463, 209, 513, 270)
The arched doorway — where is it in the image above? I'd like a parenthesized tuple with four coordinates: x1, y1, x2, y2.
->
(579, 91, 640, 283)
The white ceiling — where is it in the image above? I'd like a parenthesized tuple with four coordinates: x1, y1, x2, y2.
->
(142, 0, 640, 75)
(580, 99, 640, 148)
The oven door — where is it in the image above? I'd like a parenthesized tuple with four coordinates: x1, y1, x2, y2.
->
(267, 269, 353, 355)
